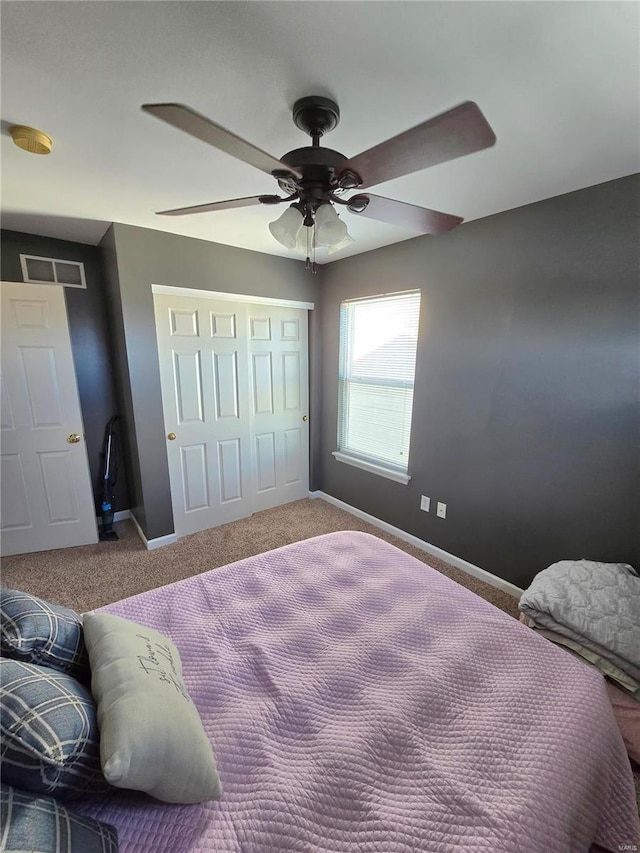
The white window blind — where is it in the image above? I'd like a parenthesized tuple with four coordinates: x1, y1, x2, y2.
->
(337, 290, 420, 479)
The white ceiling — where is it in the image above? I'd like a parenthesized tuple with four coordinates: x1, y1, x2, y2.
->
(1, 1, 638, 263)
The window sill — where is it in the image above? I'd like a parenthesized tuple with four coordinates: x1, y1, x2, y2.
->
(331, 451, 411, 485)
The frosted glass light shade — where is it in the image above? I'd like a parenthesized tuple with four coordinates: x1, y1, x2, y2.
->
(315, 203, 348, 247)
(328, 233, 355, 255)
(269, 206, 304, 249)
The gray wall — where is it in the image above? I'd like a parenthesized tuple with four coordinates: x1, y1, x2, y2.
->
(100, 223, 319, 540)
(1, 229, 130, 515)
(319, 175, 640, 588)
(5, 176, 637, 581)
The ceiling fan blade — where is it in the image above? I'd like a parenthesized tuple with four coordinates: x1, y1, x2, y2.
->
(347, 194, 463, 234)
(157, 195, 277, 216)
(345, 101, 496, 189)
(142, 103, 302, 180)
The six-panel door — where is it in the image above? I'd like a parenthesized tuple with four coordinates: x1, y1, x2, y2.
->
(247, 303, 309, 513)
(154, 294, 309, 539)
(0, 282, 98, 555)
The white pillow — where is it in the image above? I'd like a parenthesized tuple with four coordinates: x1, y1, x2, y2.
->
(83, 612, 222, 804)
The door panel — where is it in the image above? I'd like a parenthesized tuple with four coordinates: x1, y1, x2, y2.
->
(1, 454, 31, 528)
(174, 350, 204, 423)
(214, 352, 239, 419)
(281, 319, 299, 341)
(282, 352, 301, 410)
(249, 317, 271, 341)
(181, 444, 209, 512)
(1, 282, 98, 555)
(21, 347, 65, 426)
(283, 428, 303, 485)
(12, 298, 50, 330)
(39, 451, 80, 523)
(211, 312, 237, 338)
(170, 307, 199, 336)
(218, 439, 242, 503)
(251, 353, 274, 414)
(255, 433, 276, 493)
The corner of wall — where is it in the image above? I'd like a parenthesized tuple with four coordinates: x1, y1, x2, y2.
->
(99, 225, 148, 535)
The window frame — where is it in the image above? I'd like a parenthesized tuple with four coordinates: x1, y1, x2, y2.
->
(333, 289, 420, 484)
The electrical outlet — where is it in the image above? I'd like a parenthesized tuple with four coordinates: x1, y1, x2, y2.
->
(420, 495, 430, 512)
(437, 502, 447, 519)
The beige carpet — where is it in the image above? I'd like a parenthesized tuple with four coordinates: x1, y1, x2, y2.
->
(1, 497, 520, 617)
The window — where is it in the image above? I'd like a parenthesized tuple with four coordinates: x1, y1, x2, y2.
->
(334, 290, 421, 484)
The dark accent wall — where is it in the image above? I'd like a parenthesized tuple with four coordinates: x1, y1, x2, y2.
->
(1, 229, 130, 515)
(319, 175, 640, 588)
(100, 223, 319, 541)
(99, 227, 143, 528)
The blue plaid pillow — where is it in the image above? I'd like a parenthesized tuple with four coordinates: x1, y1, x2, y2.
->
(0, 783, 118, 853)
(1, 659, 109, 798)
(1, 587, 90, 684)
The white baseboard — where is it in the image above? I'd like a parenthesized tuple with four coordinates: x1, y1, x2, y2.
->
(128, 511, 178, 551)
(145, 533, 179, 551)
(96, 509, 177, 550)
(308, 490, 524, 598)
(96, 509, 130, 527)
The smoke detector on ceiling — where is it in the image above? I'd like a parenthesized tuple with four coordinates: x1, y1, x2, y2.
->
(9, 125, 52, 155)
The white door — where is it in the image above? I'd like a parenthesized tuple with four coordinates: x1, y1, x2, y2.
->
(248, 303, 309, 512)
(1, 282, 98, 555)
(154, 295, 253, 537)
(153, 293, 309, 539)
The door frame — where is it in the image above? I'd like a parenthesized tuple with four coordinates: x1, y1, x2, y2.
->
(151, 284, 314, 540)
(152, 284, 314, 312)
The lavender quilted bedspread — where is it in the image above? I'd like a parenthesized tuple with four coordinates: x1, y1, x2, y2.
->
(79, 532, 640, 852)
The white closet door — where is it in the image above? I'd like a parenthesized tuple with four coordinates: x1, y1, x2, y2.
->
(248, 304, 309, 511)
(154, 293, 310, 539)
(1, 282, 98, 555)
(154, 295, 253, 537)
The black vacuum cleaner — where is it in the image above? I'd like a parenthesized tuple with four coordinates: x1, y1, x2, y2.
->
(99, 415, 120, 541)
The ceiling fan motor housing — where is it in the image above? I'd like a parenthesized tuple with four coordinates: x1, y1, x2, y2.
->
(282, 97, 365, 210)
(292, 96, 340, 138)
(278, 146, 351, 203)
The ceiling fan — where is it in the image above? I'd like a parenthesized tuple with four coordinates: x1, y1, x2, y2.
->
(142, 96, 496, 269)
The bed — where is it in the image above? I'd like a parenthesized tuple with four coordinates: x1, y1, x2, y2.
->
(75, 531, 639, 852)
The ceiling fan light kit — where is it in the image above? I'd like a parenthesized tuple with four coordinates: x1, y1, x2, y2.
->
(268, 203, 353, 272)
(142, 94, 496, 269)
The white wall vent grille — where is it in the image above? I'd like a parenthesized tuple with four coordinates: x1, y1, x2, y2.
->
(19, 255, 87, 289)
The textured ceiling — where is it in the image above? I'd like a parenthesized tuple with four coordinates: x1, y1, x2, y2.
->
(1, 1, 638, 263)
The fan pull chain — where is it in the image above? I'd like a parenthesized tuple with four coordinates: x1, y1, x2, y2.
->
(304, 223, 317, 273)
(312, 223, 317, 274)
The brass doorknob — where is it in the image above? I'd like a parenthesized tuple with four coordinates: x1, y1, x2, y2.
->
(67, 434, 81, 444)
(167, 432, 177, 441)
(302, 415, 308, 422)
